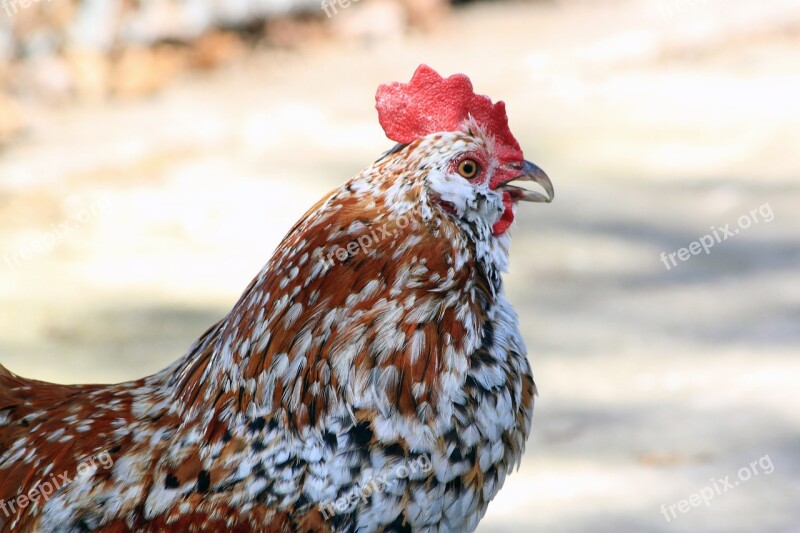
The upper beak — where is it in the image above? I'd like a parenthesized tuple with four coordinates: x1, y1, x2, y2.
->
(502, 160, 554, 203)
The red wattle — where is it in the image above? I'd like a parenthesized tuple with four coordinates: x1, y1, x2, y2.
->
(492, 191, 515, 236)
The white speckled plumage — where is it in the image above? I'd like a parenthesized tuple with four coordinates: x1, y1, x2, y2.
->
(0, 65, 550, 532)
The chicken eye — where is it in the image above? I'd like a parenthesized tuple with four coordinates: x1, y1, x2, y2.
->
(457, 159, 480, 179)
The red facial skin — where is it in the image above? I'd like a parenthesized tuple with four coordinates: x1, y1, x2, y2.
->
(489, 164, 524, 236)
(448, 154, 524, 237)
(377, 65, 528, 237)
(492, 191, 515, 236)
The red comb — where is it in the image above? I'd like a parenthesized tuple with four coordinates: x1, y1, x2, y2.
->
(375, 65, 522, 162)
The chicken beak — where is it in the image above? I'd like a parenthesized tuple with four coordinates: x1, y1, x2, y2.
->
(502, 160, 554, 203)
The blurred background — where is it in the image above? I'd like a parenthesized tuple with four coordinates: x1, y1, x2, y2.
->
(1, 0, 799, 531)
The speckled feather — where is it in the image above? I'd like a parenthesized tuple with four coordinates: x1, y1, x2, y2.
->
(0, 67, 542, 532)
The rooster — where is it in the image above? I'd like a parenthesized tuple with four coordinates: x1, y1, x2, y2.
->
(0, 65, 553, 532)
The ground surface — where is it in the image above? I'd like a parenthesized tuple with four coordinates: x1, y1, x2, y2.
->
(1, 0, 799, 531)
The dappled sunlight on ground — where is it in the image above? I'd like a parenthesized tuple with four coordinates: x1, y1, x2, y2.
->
(1, 0, 798, 530)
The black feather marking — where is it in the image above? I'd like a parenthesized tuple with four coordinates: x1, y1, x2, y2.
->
(350, 421, 373, 447)
(164, 474, 180, 489)
(248, 417, 266, 432)
(197, 470, 211, 493)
